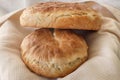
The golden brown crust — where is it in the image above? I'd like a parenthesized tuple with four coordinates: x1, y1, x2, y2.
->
(20, 2, 102, 30)
(21, 29, 88, 78)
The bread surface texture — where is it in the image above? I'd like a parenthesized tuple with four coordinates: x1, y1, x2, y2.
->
(20, 2, 101, 30)
(21, 29, 88, 78)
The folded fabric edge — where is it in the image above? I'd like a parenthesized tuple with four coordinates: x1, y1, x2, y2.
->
(0, 8, 24, 27)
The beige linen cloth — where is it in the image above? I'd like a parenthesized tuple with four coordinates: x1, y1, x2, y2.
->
(0, 1, 120, 80)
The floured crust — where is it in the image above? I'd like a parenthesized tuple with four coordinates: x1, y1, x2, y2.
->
(21, 29, 88, 78)
(20, 2, 102, 30)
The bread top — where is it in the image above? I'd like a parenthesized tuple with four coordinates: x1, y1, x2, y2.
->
(29, 2, 92, 13)
(20, 2, 102, 30)
(21, 29, 88, 63)
(21, 29, 88, 78)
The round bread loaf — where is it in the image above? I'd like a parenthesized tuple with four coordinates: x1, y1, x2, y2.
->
(20, 2, 102, 30)
(21, 29, 88, 78)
